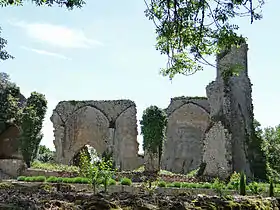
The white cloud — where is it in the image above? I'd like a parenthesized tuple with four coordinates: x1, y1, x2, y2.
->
(9, 20, 102, 48)
(21, 46, 70, 60)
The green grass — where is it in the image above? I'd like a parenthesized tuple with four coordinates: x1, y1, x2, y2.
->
(31, 161, 79, 173)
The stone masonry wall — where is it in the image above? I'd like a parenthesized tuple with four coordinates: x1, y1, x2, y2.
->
(51, 100, 140, 171)
(203, 44, 253, 178)
(162, 97, 210, 174)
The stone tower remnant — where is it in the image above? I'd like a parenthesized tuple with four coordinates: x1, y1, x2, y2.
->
(161, 97, 210, 174)
(203, 43, 254, 178)
(160, 43, 256, 178)
(51, 100, 142, 171)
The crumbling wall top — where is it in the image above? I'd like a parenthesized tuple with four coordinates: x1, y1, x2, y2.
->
(165, 96, 210, 116)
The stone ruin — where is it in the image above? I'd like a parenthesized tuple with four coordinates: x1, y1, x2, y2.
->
(50, 100, 143, 171)
(162, 43, 254, 178)
(50, 43, 255, 178)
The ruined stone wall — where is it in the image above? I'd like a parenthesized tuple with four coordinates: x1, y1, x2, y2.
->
(203, 44, 253, 178)
(162, 97, 210, 174)
(51, 100, 140, 171)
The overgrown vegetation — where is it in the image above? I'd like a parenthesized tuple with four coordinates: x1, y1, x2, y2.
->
(0, 73, 47, 167)
(19, 92, 47, 167)
(140, 105, 167, 171)
(31, 161, 79, 173)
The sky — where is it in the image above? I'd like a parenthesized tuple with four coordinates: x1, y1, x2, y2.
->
(0, 0, 279, 153)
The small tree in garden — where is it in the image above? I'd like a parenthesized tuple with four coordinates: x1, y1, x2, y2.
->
(19, 92, 47, 167)
(79, 150, 116, 194)
(239, 171, 246, 196)
(140, 105, 167, 172)
(98, 158, 115, 193)
(79, 150, 100, 194)
(269, 179, 274, 197)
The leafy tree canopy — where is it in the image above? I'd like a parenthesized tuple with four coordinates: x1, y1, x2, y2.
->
(140, 105, 167, 155)
(0, 0, 85, 9)
(145, 0, 265, 79)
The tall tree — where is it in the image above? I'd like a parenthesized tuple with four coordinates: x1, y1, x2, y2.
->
(0, 0, 86, 62)
(19, 92, 47, 167)
(263, 125, 280, 174)
(145, 0, 265, 79)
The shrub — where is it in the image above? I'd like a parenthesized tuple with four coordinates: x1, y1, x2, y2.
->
(201, 182, 212, 189)
(158, 181, 167, 188)
(120, 177, 132, 186)
(166, 183, 174, 188)
(46, 176, 58, 183)
(73, 177, 90, 184)
(239, 171, 246, 196)
(17, 176, 26, 181)
(227, 172, 240, 191)
(34, 176, 46, 182)
(173, 182, 181, 188)
(270, 180, 274, 197)
(24, 177, 34, 182)
(212, 178, 225, 197)
(248, 182, 263, 195)
(108, 178, 116, 186)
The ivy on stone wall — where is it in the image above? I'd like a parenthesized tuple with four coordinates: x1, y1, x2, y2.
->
(140, 105, 167, 166)
(19, 92, 47, 167)
(0, 73, 22, 127)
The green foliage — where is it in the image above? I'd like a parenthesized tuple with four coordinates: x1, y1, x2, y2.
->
(262, 125, 280, 175)
(18, 175, 91, 184)
(17, 176, 26, 181)
(19, 92, 47, 167)
(240, 171, 246, 196)
(0, 29, 14, 61)
(248, 182, 264, 195)
(108, 178, 116, 186)
(36, 145, 54, 163)
(212, 178, 225, 197)
(248, 119, 268, 181)
(0, 73, 21, 125)
(173, 181, 182, 188)
(227, 172, 240, 191)
(0, 0, 85, 9)
(269, 179, 274, 197)
(21, 176, 46, 182)
(145, 0, 264, 79)
(158, 180, 166, 188)
(120, 177, 132, 186)
(31, 161, 79, 172)
(78, 150, 116, 193)
(140, 105, 167, 167)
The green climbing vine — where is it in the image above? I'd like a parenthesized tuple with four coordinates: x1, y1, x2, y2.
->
(19, 92, 47, 168)
(0, 73, 48, 167)
(140, 105, 167, 166)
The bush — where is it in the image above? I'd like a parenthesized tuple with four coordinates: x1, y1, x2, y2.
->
(73, 177, 90, 184)
(158, 181, 167, 188)
(240, 171, 246, 196)
(46, 176, 58, 183)
(227, 172, 240, 190)
(108, 178, 116, 186)
(120, 177, 132, 186)
(173, 182, 181, 188)
(248, 181, 263, 195)
(17, 176, 26, 181)
(34, 176, 46, 182)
